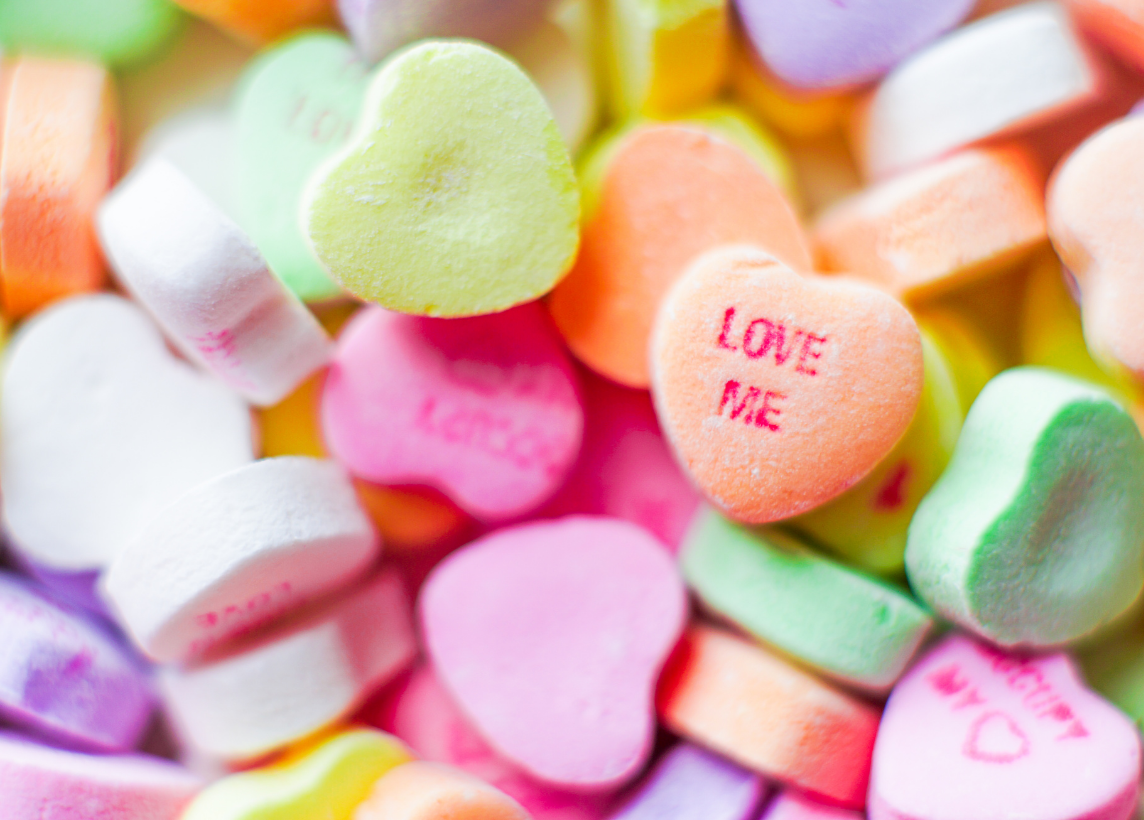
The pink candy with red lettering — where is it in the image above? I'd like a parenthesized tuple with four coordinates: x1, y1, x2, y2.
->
(322, 303, 583, 522)
(542, 371, 700, 552)
(420, 516, 687, 790)
(378, 665, 614, 820)
(869, 634, 1140, 820)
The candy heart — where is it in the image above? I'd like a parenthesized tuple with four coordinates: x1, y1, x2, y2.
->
(354, 761, 529, 820)
(0, 730, 202, 820)
(321, 303, 583, 522)
(420, 516, 687, 790)
(378, 665, 616, 820)
(0, 572, 155, 752)
(869, 635, 1141, 820)
(650, 245, 923, 524)
(735, 0, 974, 90)
(1048, 115, 1144, 382)
(1, 294, 254, 571)
(234, 32, 368, 302)
(303, 40, 579, 317)
(906, 367, 1144, 646)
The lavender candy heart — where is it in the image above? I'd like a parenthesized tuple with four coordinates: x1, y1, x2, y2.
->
(608, 744, 769, 820)
(338, 0, 552, 64)
(736, 0, 975, 90)
(0, 572, 155, 752)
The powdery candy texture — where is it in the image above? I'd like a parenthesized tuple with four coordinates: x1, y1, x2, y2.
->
(420, 516, 687, 791)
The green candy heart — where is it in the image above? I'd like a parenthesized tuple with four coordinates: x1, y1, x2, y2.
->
(235, 32, 369, 303)
(907, 366, 1144, 647)
(0, 0, 183, 67)
(303, 40, 580, 317)
(682, 507, 933, 691)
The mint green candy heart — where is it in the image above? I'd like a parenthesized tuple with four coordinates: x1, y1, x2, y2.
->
(0, 0, 183, 67)
(303, 40, 580, 317)
(907, 366, 1144, 647)
(682, 507, 933, 692)
(235, 32, 369, 303)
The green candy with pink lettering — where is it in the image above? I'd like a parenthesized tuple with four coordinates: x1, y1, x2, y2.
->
(235, 32, 369, 303)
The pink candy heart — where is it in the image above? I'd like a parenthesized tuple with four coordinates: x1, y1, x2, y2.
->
(420, 516, 687, 790)
(322, 303, 583, 522)
(870, 635, 1141, 820)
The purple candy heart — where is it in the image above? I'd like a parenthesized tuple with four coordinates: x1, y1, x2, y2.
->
(608, 744, 769, 820)
(0, 573, 155, 752)
(735, 0, 976, 90)
(338, 0, 552, 64)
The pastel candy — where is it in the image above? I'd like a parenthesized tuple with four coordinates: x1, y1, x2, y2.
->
(761, 792, 863, 820)
(304, 40, 579, 317)
(730, 45, 850, 140)
(608, 743, 769, 820)
(542, 371, 701, 552)
(916, 307, 1002, 412)
(790, 323, 965, 573)
(0, 730, 202, 820)
(182, 728, 411, 820)
(736, 0, 974, 90)
(869, 635, 1141, 820)
(0, 0, 183, 67)
(104, 456, 380, 663)
(337, 0, 550, 65)
(650, 245, 924, 524)
(98, 157, 332, 407)
(602, 0, 729, 118)
(379, 665, 615, 820)
(854, 2, 1098, 178)
(657, 625, 881, 808)
(679, 104, 799, 201)
(162, 571, 416, 761)
(321, 304, 583, 522)
(1, 295, 254, 571)
(0, 573, 154, 752)
(682, 508, 933, 691)
(170, 0, 335, 44)
(906, 367, 1144, 646)
(1067, 0, 1144, 72)
(354, 761, 530, 820)
(0, 56, 117, 317)
(1048, 115, 1144, 381)
(420, 516, 687, 790)
(234, 32, 368, 303)
(549, 125, 811, 388)
(814, 143, 1048, 302)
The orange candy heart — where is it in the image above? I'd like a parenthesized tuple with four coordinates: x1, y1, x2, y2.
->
(650, 245, 923, 523)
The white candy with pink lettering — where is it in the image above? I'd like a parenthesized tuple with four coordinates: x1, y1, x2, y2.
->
(869, 634, 1140, 820)
(102, 456, 380, 663)
(160, 570, 416, 762)
(97, 157, 332, 406)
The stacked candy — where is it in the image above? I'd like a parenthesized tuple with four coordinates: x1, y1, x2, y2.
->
(0, 0, 1142, 817)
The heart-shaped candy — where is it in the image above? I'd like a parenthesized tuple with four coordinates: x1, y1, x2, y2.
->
(234, 32, 368, 302)
(650, 245, 923, 524)
(355, 761, 529, 820)
(321, 303, 583, 522)
(736, 0, 974, 90)
(420, 516, 687, 790)
(303, 40, 579, 317)
(870, 635, 1141, 820)
(0, 295, 254, 571)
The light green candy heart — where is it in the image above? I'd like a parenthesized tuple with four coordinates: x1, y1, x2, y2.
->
(682, 507, 933, 692)
(234, 32, 369, 303)
(906, 366, 1144, 647)
(303, 40, 580, 317)
(790, 324, 964, 574)
(0, 0, 183, 67)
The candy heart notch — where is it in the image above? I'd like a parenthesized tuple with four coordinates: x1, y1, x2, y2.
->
(650, 246, 924, 524)
(1, 295, 254, 571)
(420, 516, 687, 790)
(321, 303, 583, 522)
(304, 40, 580, 317)
(869, 635, 1141, 820)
